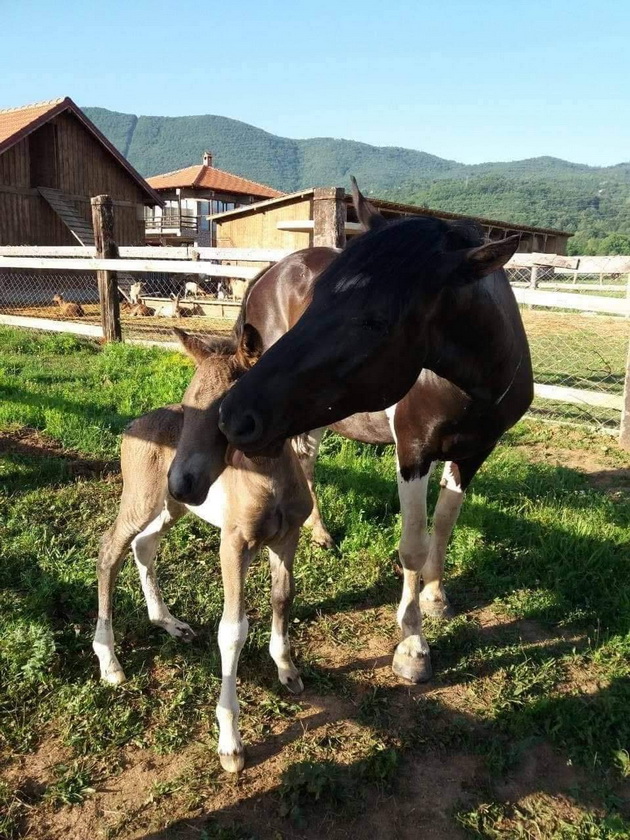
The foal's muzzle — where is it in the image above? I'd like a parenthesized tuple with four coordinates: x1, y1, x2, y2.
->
(167, 462, 209, 507)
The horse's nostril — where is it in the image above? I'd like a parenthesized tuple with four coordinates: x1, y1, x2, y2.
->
(226, 409, 263, 445)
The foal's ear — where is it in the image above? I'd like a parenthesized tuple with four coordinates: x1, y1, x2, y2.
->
(350, 176, 387, 232)
(460, 235, 521, 281)
(173, 327, 211, 365)
(236, 323, 264, 369)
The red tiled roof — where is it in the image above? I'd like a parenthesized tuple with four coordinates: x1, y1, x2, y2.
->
(147, 164, 283, 199)
(0, 97, 161, 205)
(0, 98, 67, 149)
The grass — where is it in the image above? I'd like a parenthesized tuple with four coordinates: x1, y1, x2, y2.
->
(0, 326, 629, 839)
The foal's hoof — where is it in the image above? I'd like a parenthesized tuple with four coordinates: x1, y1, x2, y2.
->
(420, 599, 455, 620)
(281, 672, 304, 695)
(102, 667, 127, 686)
(392, 652, 433, 684)
(310, 528, 335, 549)
(157, 617, 196, 642)
(219, 751, 245, 774)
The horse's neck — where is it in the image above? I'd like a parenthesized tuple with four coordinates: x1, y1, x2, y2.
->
(426, 276, 524, 403)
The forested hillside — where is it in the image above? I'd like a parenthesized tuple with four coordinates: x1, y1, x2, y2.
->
(85, 107, 630, 253)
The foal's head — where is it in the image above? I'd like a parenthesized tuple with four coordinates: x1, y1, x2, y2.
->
(218, 181, 520, 454)
(167, 325, 263, 505)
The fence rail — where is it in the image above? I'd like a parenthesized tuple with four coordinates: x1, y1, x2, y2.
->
(1, 218, 629, 447)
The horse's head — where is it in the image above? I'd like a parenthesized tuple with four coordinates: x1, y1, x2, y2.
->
(218, 180, 519, 454)
(167, 325, 263, 505)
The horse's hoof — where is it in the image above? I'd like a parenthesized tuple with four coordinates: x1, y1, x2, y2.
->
(219, 751, 245, 773)
(420, 599, 455, 620)
(392, 652, 433, 684)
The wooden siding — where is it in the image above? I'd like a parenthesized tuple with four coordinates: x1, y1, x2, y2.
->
(216, 198, 312, 255)
(0, 111, 148, 245)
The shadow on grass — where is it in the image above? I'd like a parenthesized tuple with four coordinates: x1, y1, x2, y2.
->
(132, 656, 630, 840)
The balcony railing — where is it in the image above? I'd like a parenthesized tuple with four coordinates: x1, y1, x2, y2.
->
(145, 211, 198, 237)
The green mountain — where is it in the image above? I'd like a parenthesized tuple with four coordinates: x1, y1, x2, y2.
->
(84, 107, 630, 253)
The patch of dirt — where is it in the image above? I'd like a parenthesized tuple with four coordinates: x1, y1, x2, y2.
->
(520, 439, 630, 497)
(0, 426, 119, 478)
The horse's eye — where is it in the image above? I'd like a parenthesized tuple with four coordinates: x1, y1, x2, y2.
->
(361, 317, 386, 332)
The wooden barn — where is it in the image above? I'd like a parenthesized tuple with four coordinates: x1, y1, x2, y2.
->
(214, 188, 572, 255)
(145, 153, 283, 246)
(0, 97, 160, 246)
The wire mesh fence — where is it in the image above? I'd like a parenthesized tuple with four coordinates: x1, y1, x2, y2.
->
(1, 260, 628, 435)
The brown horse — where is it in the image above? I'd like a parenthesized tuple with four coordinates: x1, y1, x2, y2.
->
(171, 183, 534, 683)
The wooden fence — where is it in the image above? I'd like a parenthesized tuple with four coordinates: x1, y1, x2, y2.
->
(1, 209, 629, 449)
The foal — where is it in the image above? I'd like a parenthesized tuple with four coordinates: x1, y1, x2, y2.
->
(93, 326, 312, 772)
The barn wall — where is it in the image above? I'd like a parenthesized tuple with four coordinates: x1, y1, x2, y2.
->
(216, 198, 313, 253)
(0, 111, 151, 245)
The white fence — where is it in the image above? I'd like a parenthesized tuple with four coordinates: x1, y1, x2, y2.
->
(1, 245, 629, 447)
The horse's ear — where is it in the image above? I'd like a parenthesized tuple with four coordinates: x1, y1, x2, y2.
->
(350, 176, 387, 232)
(173, 328, 211, 365)
(236, 323, 264, 369)
(460, 235, 521, 281)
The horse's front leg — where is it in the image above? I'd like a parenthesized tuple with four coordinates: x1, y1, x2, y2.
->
(268, 529, 303, 694)
(216, 534, 255, 773)
(392, 464, 434, 683)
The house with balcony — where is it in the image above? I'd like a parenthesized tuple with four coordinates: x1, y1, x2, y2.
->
(144, 152, 283, 246)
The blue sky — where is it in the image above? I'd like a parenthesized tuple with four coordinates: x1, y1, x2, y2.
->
(2, 0, 628, 165)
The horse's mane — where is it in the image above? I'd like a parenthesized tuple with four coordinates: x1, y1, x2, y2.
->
(232, 265, 271, 339)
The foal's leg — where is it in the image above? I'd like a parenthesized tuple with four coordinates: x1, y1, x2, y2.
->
(93, 516, 139, 684)
(293, 429, 334, 548)
(216, 535, 255, 773)
(268, 529, 303, 694)
(131, 501, 194, 640)
(392, 465, 434, 683)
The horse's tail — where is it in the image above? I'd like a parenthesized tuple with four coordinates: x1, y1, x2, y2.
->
(232, 265, 271, 339)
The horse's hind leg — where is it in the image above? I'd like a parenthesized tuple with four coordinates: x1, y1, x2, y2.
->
(132, 501, 194, 641)
(93, 516, 138, 684)
(268, 529, 303, 694)
(420, 450, 493, 619)
(293, 429, 334, 548)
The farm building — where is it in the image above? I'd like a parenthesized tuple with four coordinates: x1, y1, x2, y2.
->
(214, 188, 572, 255)
(0, 97, 160, 246)
(145, 153, 283, 246)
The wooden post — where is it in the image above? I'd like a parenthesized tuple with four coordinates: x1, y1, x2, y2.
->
(530, 265, 540, 289)
(620, 341, 630, 451)
(91, 195, 121, 342)
(313, 187, 346, 249)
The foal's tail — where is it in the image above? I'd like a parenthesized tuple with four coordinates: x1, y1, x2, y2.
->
(232, 265, 270, 340)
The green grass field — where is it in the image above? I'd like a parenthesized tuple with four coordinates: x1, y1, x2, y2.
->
(0, 327, 629, 840)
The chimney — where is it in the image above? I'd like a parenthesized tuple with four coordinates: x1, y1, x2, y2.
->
(202, 151, 213, 167)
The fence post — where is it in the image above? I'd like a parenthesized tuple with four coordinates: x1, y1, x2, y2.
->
(91, 195, 121, 342)
(529, 265, 540, 289)
(313, 187, 346, 249)
(620, 342, 630, 451)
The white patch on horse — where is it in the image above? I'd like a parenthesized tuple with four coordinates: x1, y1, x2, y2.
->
(216, 616, 249, 770)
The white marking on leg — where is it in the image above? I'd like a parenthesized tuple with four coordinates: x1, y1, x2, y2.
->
(132, 508, 195, 640)
(93, 618, 126, 684)
(420, 461, 464, 614)
(216, 616, 249, 771)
